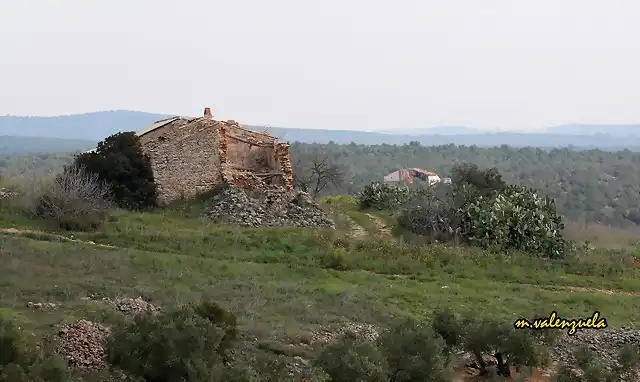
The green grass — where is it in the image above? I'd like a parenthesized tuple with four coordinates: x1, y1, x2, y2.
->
(2, 198, 640, 380)
(2, 232, 639, 334)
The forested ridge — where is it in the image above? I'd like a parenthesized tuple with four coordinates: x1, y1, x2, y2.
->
(293, 142, 640, 226)
(2, 141, 640, 226)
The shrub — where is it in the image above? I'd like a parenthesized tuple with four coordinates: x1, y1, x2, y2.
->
(23, 164, 112, 231)
(553, 345, 640, 382)
(377, 319, 452, 382)
(466, 184, 567, 258)
(0, 317, 69, 382)
(357, 182, 413, 211)
(314, 332, 388, 382)
(315, 319, 452, 382)
(107, 304, 242, 382)
(74, 132, 158, 210)
(189, 300, 239, 364)
(450, 162, 506, 200)
(459, 314, 552, 377)
(396, 188, 464, 243)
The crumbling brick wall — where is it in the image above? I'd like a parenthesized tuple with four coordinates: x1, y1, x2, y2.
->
(137, 111, 295, 204)
(220, 123, 293, 192)
(139, 118, 222, 203)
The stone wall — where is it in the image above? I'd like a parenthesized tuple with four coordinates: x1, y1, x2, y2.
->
(138, 114, 295, 204)
(139, 118, 222, 203)
(220, 123, 293, 191)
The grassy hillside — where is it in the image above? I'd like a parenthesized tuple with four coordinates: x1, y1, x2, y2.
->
(1, 186, 640, 380)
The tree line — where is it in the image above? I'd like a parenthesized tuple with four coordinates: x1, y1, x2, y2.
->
(3, 140, 640, 226)
(291, 142, 640, 226)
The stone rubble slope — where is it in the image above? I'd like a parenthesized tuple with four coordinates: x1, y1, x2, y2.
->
(551, 327, 640, 378)
(206, 186, 335, 228)
(56, 319, 110, 370)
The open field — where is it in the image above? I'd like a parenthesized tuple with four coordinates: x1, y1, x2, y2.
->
(2, 197, 640, 380)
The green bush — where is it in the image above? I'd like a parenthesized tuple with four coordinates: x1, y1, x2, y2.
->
(74, 132, 158, 211)
(459, 314, 552, 377)
(357, 182, 413, 211)
(315, 332, 388, 382)
(315, 318, 452, 382)
(106, 301, 292, 382)
(393, 164, 568, 259)
(466, 184, 567, 258)
(377, 319, 452, 381)
(553, 345, 640, 382)
(189, 300, 239, 364)
(396, 189, 462, 243)
(0, 317, 69, 382)
(107, 304, 240, 382)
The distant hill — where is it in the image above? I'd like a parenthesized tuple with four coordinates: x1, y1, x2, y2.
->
(545, 124, 640, 136)
(2, 111, 640, 151)
(0, 136, 96, 155)
(0, 111, 170, 141)
(377, 126, 481, 135)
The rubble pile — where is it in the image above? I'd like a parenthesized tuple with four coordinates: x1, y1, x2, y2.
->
(110, 296, 160, 315)
(56, 320, 110, 370)
(206, 186, 335, 228)
(84, 294, 160, 315)
(309, 322, 379, 345)
(0, 188, 18, 200)
(551, 327, 640, 379)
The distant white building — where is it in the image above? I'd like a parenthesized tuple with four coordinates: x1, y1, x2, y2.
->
(383, 168, 441, 186)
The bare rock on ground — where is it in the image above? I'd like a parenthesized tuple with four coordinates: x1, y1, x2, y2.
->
(206, 186, 335, 229)
(56, 319, 110, 370)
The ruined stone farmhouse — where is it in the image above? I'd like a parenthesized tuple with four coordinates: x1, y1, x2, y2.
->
(128, 108, 293, 203)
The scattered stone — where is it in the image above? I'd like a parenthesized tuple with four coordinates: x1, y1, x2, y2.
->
(27, 301, 58, 311)
(310, 321, 379, 345)
(85, 295, 160, 315)
(56, 319, 110, 370)
(551, 327, 640, 379)
(0, 188, 18, 200)
(206, 186, 335, 228)
(110, 296, 160, 315)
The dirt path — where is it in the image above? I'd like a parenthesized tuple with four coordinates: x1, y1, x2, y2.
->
(0, 227, 116, 248)
(565, 285, 640, 297)
(364, 213, 392, 238)
(341, 216, 368, 239)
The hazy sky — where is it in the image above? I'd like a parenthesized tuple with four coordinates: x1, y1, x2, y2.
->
(1, 0, 639, 131)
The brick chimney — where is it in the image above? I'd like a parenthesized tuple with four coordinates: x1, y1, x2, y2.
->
(203, 107, 213, 119)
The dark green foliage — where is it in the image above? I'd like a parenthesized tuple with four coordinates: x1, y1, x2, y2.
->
(459, 314, 551, 377)
(466, 184, 568, 258)
(431, 308, 463, 350)
(315, 319, 453, 382)
(74, 132, 157, 210)
(315, 332, 388, 382)
(396, 188, 463, 243)
(394, 164, 568, 258)
(377, 319, 452, 382)
(553, 345, 640, 382)
(105, 301, 290, 382)
(357, 182, 413, 211)
(5, 142, 640, 226)
(0, 317, 69, 382)
(107, 306, 232, 382)
(450, 162, 506, 200)
(189, 300, 239, 363)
